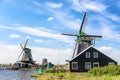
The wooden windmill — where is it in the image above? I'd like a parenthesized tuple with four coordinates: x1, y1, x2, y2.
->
(18, 39, 35, 67)
(62, 12, 102, 58)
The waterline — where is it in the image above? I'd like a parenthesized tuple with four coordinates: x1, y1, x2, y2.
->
(0, 70, 38, 80)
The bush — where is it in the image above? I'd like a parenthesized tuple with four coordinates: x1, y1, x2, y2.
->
(89, 65, 120, 76)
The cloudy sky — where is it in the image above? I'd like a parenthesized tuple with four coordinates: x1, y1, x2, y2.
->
(0, 0, 120, 64)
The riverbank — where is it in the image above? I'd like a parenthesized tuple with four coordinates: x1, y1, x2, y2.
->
(32, 72, 120, 80)
(0, 66, 7, 70)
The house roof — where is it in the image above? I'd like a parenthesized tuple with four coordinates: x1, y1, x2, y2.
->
(71, 45, 93, 61)
(70, 45, 117, 62)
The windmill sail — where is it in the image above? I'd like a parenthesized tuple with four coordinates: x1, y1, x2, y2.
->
(62, 12, 102, 58)
(72, 37, 79, 58)
(18, 39, 35, 63)
(79, 12, 87, 33)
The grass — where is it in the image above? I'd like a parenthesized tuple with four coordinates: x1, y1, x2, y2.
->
(31, 65, 120, 80)
(31, 72, 120, 80)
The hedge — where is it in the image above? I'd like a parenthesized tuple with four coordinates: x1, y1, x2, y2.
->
(89, 65, 120, 76)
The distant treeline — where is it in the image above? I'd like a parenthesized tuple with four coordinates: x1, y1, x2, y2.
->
(0, 63, 12, 66)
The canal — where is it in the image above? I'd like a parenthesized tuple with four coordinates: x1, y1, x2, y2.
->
(0, 70, 38, 80)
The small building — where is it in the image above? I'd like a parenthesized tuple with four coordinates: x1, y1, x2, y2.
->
(69, 45, 117, 72)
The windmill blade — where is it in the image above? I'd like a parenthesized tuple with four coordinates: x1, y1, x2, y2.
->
(23, 38, 29, 48)
(72, 37, 79, 58)
(62, 33, 78, 36)
(82, 34, 102, 38)
(18, 50, 24, 59)
(18, 39, 28, 59)
(79, 12, 87, 33)
(20, 44, 23, 49)
(18, 44, 24, 59)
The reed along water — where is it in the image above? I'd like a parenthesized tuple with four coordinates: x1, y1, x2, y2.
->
(0, 70, 37, 80)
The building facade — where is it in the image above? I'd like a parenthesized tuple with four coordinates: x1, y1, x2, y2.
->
(69, 46, 117, 72)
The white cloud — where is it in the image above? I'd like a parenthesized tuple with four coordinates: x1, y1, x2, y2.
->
(32, 1, 41, 7)
(109, 49, 120, 64)
(70, 0, 120, 22)
(34, 1, 82, 31)
(50, 10, 80, 30)
(25, 36, 31, 39)
(47, 17, 54, 21)
(32, 47, 72, 64)
(0, 25, 73, 43)
(0, 44, 21, 64)
(35, 39, 42, 43)
(98, 46, 112, 53)
(105, 13, 120, 21)
(1, 43, 120, 65)
(70, 0, 107, 13)
(17, 26, 73, 43)
(9, 34, 21, 38)
(100, 24, 120, 42)
(97, 46, 120, 64)
(85, 21, 120, 43)
(0, 25, 14, 29)
(0, 43, 72, 64)
(46, 2, 63, 9)
(37, 27, 54, 33)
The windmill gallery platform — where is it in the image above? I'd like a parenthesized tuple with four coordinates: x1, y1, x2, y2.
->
(62, 12, 118, 72)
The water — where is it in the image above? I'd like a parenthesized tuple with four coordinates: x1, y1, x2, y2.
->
(0, 70, 38, 80)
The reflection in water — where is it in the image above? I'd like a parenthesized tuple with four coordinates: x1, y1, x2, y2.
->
(0, 70, 37, 80)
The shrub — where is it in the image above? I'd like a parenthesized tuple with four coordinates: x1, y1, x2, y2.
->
(89, 65, 120, 76)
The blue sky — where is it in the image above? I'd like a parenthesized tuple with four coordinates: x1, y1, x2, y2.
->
(0, 0, 120, 64)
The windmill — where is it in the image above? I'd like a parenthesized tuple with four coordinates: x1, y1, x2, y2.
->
(62, 12, 102, 58)
(18, 39, 35, 68)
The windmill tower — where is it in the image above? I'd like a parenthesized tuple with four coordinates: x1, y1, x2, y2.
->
(18, 39, 35, 67)
(62, 12, 102, 58)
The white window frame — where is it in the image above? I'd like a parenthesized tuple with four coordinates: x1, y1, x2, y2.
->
(85, 62, 91, 70)
(93, 52, 98, 58)
(93, 62, 99, 68)
(108, 62, 115, 65)
(72, 62, 78, 70)
(86, 52, 90, 58)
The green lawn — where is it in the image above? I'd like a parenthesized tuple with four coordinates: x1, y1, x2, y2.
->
(31, 65, 120, 80)
(31, 72, 120, 80)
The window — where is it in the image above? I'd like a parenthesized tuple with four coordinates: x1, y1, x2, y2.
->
(93, 52, 98, 58)
(72, 62, 78, 70)
(108, 62, 115, 65)
(86, 52, 90, 58)
(85, 62, 91, 70)
(93, 62, 99, 68)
